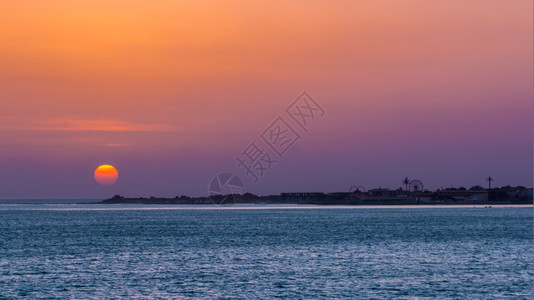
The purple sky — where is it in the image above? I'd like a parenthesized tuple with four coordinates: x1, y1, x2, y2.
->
(0, 1, 532, 198)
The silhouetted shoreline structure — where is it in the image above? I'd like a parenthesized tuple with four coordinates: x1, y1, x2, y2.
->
(99, 185, 533, 205)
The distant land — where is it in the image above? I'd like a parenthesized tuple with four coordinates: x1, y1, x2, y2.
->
(98, 185, 533, 205)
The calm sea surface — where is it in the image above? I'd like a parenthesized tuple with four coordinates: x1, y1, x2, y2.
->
(0, 204, 532, 299)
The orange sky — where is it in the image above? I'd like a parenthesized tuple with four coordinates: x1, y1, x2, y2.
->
(0, 1, 531, 197)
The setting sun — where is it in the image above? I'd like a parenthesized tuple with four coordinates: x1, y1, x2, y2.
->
(94, 164, 119, 186)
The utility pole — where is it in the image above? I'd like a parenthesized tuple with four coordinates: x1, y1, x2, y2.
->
(486, 177, 494, 190)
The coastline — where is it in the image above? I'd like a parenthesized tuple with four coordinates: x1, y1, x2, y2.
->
(94, 193, 534, 206)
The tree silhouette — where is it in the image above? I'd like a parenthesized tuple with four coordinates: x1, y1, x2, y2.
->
(402, 177, 410, 191)
(469, 185, 485, 191)
(486, 177, 494, 190)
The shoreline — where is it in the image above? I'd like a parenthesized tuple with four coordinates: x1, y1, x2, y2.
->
(94, 194, 534, 206)
(0, 203, 532, 212)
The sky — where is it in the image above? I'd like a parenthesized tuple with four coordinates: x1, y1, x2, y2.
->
(0, 1, 532, 198)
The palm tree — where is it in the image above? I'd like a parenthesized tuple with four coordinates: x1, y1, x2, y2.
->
(402, 177, 410, 191)
(486, 177, 494, 190)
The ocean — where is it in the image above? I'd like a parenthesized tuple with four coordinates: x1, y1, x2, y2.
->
(0, 204, 532, 299)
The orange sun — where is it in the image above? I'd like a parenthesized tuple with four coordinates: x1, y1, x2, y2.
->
(94, 164, 119, 186)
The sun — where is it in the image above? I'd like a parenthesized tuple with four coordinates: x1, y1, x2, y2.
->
(94, 164, 119, 186)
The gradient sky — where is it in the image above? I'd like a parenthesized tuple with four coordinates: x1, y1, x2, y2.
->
(0, 1, 532, 198)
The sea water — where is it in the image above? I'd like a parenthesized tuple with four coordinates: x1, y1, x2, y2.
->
(0, 204, 532, 299)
